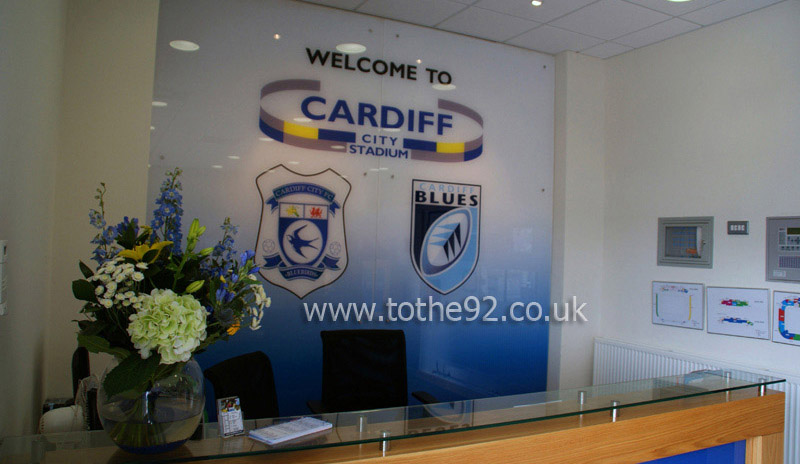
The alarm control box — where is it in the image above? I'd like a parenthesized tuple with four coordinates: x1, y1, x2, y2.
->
(766, 217, 800, 282)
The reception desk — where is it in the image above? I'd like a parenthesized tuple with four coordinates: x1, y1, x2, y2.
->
(0, 370, 785, 463)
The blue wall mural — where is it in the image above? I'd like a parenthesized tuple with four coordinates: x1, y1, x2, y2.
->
(148, 0, 554, 418)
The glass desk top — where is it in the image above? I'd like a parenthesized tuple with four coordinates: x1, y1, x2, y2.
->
(0, 369, 784, 463)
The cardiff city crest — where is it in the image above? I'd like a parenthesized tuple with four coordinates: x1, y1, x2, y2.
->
(255, 165, 350, 298)
(411, 180, 481, 294)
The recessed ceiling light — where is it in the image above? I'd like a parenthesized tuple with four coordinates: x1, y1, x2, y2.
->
(331, 145, 345, 149)
(259, 137, 273, 142)
(169, 40, 199, 51)
(369, 168, 380, 172)
(212, 165, 223, 169)
(336, 43, 366, 54)
(531, 0, 543, 6)
(150, 126, 155, 131)
(227, 155, 240, 160)
(293, 117, 312, 123)
(432, 83, 456, 91)
(416, 59, 422, 64)
(379, 167, 389, 171)
(288, 161, 300, 165)
(274, 33, 281, 40)
(152, 101, 167, 107)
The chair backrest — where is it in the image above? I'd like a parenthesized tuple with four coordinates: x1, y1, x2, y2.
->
(203, 351, 279, 420)
(71, 347, 90, 398)
(320, 330, 408, 413)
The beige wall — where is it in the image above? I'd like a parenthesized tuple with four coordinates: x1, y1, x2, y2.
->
(45, 0, 159, 401)
(549, 51, 607, 390)
(0, 0, 67, 437)
(0, 0, 158, 435)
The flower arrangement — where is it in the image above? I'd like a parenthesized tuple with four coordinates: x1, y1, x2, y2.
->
(73, 168, 269, 398)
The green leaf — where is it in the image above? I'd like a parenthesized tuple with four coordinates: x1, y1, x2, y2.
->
(78, 261, 95, 279)
(77, 334, 130, 358)
(142, 249, 159, 263)
(135, 228, 152, 245)
(78, 320, 107, 336)
(103, 354, 160, 398)
(72, 279, 98, 302)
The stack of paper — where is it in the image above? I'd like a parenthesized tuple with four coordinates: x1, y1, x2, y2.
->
(248, 417, 333, 445)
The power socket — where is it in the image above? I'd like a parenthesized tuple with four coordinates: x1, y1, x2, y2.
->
(0, 240, 7, 315)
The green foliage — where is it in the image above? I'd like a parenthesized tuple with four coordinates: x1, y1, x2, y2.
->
(103, 354, 160, 398)
(72, 279, 97, 303)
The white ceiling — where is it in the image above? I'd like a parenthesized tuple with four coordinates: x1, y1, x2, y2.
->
(299, 0, 786, 58)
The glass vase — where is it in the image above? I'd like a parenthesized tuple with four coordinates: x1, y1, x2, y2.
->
(97, 357, 204, 454)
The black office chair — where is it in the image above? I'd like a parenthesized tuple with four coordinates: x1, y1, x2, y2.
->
(307, 330, 438, 414)
(204, 351, 280, 419)
(72, 347, 90, 398)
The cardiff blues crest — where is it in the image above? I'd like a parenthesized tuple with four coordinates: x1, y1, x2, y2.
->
(411, 180, 481, 294)
(255, 166, 350, 298)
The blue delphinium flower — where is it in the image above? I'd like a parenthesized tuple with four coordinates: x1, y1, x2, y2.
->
(89, 210, 106, 229)
(115, 216, 139, 237)
(88, 183, 120, 265)
(215, 285, 235, 304)
(203, 218, 240, 278)
(240, 250, 255, 266)
(150, 168, 184, 253)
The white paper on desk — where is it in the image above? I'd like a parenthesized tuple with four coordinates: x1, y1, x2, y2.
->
(249, 417, 332, 445)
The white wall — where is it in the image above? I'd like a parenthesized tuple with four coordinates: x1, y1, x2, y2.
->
(599, 0, 800, 376)
(550, 51, 607, 390)
(0, 0, 67, 436)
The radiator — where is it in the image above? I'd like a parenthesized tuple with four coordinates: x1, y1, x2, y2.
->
(593, 338, 799, 464)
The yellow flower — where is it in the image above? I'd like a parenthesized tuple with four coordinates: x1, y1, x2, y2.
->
(227, 320, 240, 336)
(118, 241, 173, 263)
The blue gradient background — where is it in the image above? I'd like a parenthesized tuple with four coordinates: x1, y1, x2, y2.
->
(148, 0, 554, 419)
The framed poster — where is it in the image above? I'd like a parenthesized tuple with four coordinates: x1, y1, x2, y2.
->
(652, 281, 704, 329)
(773, 291, 800, 346)
(706, 287, 769, 339)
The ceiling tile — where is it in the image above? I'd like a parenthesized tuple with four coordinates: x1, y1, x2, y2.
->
(622, 0, 724, 16)
(581, 41, 633, 58)
(615, 17, 700, 48)
(300, 0, 364, 10)
(680, 0, 785, 26)
(474, 0, 596, 23)
(357, 0, 467, 27)
(550, 0, 671, 40)
(438, 7, 539, 42)
(507, 24, 604, 55)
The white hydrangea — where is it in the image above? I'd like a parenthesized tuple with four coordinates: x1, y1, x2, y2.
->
(127, 289, 207, 364)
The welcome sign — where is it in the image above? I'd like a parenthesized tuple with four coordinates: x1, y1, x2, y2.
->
(258, 50, 484, 163)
